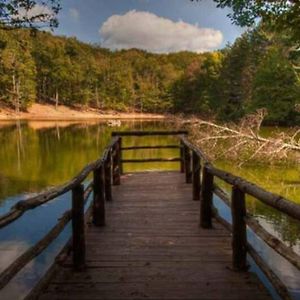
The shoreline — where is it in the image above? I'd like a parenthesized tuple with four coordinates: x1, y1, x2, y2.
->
(0, 103, 166, 121)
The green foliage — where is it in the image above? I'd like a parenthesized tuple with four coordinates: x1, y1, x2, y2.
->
(0, 29, 36, 109)
(0, 25, 299, 125)
(251, 47, 300, 125)
(194, 0, 300, 42)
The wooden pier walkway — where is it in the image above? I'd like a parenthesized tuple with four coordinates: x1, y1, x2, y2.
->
(36, 172, 271, 300)
(1, 130, 300, 300)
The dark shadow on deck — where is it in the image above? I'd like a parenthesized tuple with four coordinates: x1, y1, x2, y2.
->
(36, 172, 271, 300)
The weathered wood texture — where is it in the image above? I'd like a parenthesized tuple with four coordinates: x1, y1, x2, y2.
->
(35, 172, 271, 300)
(112, 130, 188, 136)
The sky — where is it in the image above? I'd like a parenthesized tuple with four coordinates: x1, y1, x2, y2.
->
(52, 0, 245, 53)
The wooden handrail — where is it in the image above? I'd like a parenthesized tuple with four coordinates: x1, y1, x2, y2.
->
(0, 183, 93, 289)
(121, 145, 180, 150)
(112, 130, 188, 136)
(121, 158, 181, 163)
(0, 137, 120, 229)
(0, 136, 121, 290)
(207, 165, 300, 221)
(213, 184, 300, 271)
(180, 135, 300, 300)
(212, 207, 292, 300)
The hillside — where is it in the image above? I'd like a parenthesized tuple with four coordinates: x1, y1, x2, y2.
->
(0, 26, 299, 124)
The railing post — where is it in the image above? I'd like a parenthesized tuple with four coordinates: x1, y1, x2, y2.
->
(231, 186, 248, 271)
(200, 166, 213, 228)
(119, 137, 123, 175)
(72, 184, 85, 271)
(180, 140, 184, 173)
(192, 151, 201, 201)
(105, 150, 112, 201)
(93, 165, 105, 226)
(112, 139, 121, 185)
(184, 145, 192, 183)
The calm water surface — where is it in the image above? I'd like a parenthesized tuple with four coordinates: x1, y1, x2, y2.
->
(0, 120, 299, 299)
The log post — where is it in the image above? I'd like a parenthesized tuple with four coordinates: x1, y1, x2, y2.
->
(184, 146, 192, 183)
(105, 150, 112, 201)
(93, 165, 105, 226)
(180, 140, 184, 173)
(112, 140, 121, 185)
(231, 186, 248, 271)
(119, 137, 123, 175)
(200, 166, 213, 228)
(192, 151, 201, 201)
(72, 184, 85, 270)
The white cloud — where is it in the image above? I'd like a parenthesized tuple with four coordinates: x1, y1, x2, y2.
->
(99, 10, 223, 53)
(69, 8, 80, 21)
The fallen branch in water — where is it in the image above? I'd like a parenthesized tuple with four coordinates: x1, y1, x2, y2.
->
(174, 110, 300, 164)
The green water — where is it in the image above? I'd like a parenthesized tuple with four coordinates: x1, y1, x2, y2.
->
(0, 120, 179, 205)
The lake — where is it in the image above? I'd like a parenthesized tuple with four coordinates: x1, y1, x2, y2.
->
(0, 120, 299, 299)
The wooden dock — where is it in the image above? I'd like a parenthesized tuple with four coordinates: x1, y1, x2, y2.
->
(1, 130, 300, 300)
(35, 172, 270, 300)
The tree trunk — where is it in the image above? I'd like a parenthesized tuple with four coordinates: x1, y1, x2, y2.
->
(55, 89, 59, 110)
(16, 78, 20, 114)
(95, 85, 99, 109)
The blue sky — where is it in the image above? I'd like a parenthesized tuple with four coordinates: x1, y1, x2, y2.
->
(54, 0, 245, 52)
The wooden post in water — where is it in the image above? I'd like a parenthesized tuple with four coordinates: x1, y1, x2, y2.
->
(200, 166, 213, 228)
(112, 140, 121, 185)
(105, 150, 112, 201)
(180, 140, 184, 173)
(93, 165, 105, 226)
(72, 184, 85, 270)
(119, 137, 123, 175)
(184, 146, 192, 183)
(192, 151, 201, 201)
(231, 186, 248, 271)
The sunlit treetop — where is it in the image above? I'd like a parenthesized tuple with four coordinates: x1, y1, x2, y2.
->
(0, 0, 61, 29)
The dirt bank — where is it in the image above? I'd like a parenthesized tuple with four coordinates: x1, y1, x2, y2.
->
(0, 103, 166, 121)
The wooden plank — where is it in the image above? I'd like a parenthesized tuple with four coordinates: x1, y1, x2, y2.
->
(39, 281, 270, 300)
(36, 172, 271, 300)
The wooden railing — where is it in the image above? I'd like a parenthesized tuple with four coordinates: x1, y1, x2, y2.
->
(0, 136, 122, 289)
(112, 130, 187, 172)
(180, 135, 300, 300)
(0, 130, 299, 300)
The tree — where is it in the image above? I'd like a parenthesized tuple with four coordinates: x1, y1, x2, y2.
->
(251, 47, 300, 125)
(0, 0, 61, 29)
(193, 0, 300, 42)
(0, 29, 36, 111)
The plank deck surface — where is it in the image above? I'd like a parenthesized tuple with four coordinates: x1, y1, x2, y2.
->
(37, 172, 271, 300)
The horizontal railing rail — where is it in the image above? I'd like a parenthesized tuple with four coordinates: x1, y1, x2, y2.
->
(121, 158, 181, 163)
(112, 130, 188, 136)
(0, 136, 120, 229)
(121, 145, 180, 150)
(180, 135, 300, 300)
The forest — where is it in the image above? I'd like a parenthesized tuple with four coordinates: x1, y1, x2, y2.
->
(0, 22, 299, 125)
